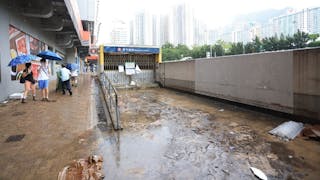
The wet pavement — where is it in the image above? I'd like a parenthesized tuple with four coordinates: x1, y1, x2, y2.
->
(0, 74, 100, 179)
(0, 75, 319, 180)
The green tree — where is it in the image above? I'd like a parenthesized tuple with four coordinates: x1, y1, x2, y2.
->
(229, 42, 244, 55)
(278, 34, 289, 50)
(292, 30, 309, 48)
(308, 33, 319, 42)
(307, 41, 320, 47)
(176, 44, 191, 58)
(215, 40, 231, 53)
(190, 46, 203, 59)
(162, 42, 174, 49)
(245, 42, 255, 53)
(262, 35, 279, 51)
(213, 44, 224, 56)
(252, 36, 262, 52)
(162, 48, 180, 61)
(286, 36, 295, 49)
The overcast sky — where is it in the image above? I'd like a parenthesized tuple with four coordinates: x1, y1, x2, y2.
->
(97, 0, 320, 43)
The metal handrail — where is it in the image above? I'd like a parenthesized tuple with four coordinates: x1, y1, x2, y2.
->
(100, 73, 122, 130)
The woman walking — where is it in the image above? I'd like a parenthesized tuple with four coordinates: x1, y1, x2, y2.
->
(21, 63, 36, 103)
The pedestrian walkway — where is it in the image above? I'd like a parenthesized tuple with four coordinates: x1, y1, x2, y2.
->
(0, 74, 101, 179)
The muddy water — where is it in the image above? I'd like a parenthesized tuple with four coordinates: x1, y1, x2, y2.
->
(96, 88, 320, 180)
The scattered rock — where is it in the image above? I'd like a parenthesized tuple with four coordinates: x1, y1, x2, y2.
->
(266, 153, 278, 161)
(78, 139, 85, 144)
(229, 122, 239, 127)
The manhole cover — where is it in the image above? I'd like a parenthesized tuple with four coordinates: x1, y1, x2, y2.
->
(5, 134, 25, 142)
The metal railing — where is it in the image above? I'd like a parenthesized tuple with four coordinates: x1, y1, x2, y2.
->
(99, 73, 122, 130)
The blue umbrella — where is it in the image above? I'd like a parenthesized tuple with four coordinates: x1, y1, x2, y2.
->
(67, 63, 79, 71)
(8, 54, 38, 66)
(37, 50, 62, 61)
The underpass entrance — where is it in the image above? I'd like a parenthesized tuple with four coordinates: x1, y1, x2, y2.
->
(103, 46, 161, 87)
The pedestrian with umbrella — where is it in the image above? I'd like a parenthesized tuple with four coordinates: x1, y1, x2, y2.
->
(37, 58, 51, 101)
(67, 63, 79, 87)
(8, 54, 38, 103)
(36, 50, 62, 99)
(21, 63, 37, 103)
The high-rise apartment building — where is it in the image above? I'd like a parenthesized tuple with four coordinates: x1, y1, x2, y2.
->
(159, 15, 170, 45)
(110, 20, 129, 45)
(171, 3, 195, 47)
(307, 7, 320, 34)
(129, 20, 134, 45)
(208, 30, 219, 44)
(193, 19, 207, 45)
(152, 15, 160, 46)
(133, 11, 153, 45)
(212, 7, 320, 43)
(271, 7, 320, 37)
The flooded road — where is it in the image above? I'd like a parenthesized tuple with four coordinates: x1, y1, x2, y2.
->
(97, 88, 320, 180)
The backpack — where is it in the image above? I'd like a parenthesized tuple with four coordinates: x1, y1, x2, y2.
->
(16, 70, 25, 83)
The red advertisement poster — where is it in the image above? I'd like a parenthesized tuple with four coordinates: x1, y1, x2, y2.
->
(30, 36, 40, 55)
(9, 25, 27, 80)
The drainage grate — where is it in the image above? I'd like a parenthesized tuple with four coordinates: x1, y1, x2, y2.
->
(5, 134, 25, 142)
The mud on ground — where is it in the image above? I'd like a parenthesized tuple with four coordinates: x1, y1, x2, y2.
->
(99, 88, 320, 180)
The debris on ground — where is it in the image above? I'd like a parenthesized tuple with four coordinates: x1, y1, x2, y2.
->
(250, 167, 268, 180)
(57, 155, 104, 180)
(269, 121, 304, 140)
(301, 124, 320, 141)
(78, 139, 85, 144)
(1, 100, 8, 104)
(219, 109, 224, 112)
(9, 93, 23, 100)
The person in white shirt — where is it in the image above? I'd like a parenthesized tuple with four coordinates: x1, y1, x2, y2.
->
(60, 64, 72, 96)
(37, 59, 51, 101)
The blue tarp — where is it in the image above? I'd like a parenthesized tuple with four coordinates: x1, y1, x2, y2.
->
(104, 46, 159, 54)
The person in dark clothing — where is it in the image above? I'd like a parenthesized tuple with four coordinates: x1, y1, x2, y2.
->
(21, 62, 36, 103)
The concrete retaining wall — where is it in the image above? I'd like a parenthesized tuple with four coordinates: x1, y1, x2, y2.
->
(158, 60, 195, 92)
(293, 48, 320, 119)
(157, 48, 320, 120)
